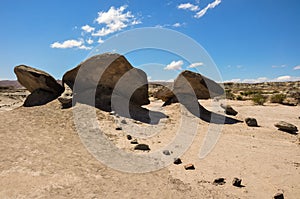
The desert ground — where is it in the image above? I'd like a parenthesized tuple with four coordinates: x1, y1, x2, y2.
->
(0, 85, 299, 199)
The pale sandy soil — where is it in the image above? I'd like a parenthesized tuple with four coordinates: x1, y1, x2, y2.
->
(0, 97, 299, 199)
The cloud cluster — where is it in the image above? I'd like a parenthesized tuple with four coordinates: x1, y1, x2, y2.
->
(50, 5, 140, 50)
(164, 60, 184, 70)
(178, 0, 222, 18)
(177, 3, 199, 11)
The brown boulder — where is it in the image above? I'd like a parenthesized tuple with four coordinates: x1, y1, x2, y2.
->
(62, 53, 149, 107)
(14, 65, 64, 107)
(155, 70, 224, 105)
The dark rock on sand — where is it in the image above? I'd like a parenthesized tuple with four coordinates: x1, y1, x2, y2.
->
(134, 144, 150, 151)
(221, 104, 238, 116)
(245, 117, 258, 127)
(274, 121, 298, 133)
(213, 178, 226, 185)
(184, 164, 195, 170)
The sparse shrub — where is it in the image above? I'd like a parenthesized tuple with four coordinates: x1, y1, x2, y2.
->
(225, 89, 235, 100)
(240, 90, 260, 97)
(236, 95, 243, 100)
(270, 93, 286, 104)
(252, 93, 267, 105)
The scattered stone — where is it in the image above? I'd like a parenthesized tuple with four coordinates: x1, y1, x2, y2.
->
(126, 135, 132, 140)
(109, 111, 116, 115)
(115, 127, 122, 131)
(220, 104, 238, 116)
(274, 192, 284, 199)
(173, 158, 182, 165)
(245, 117, 258, 127)
(274, 121, 298, 133)
(134, 144, 150, 151)
(163, 150, 171, 155)
(14, 65, 64, 107)
(121, 119, 127, 124)
(184, 164, 195, 170)
(232, 177, 242, 187)
(130, 139, 138, 144)
(213, 178, 226, 185)
(58, 83, 73, 108)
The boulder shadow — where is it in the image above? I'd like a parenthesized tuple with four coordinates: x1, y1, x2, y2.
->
(74, 91, 168, 125)
(181, 100, 242, 124)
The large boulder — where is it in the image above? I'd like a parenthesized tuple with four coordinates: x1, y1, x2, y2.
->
(62, 53, 150, 109)
(155, 70, 224, 105)
(14, 65, 64, 107)
(274, 121, 298, 133)
(14, 65, 63, 94)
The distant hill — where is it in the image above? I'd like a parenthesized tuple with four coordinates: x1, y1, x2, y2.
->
(0, 80, 23, 89)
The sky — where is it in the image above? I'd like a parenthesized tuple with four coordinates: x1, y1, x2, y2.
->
(0, 0, 300, 83)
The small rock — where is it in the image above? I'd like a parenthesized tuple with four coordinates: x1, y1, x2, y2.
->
(274, 121, 298, 133)
(134, 144, 150, 151)
(173, 158, 182, 165)
(245, 117, 258, 127)
(116, 127, 122, 130)
(163, 150, 171, 155)
(213, 178, 226, 185)
(121, 119, 127, 124)
(130, 139, 138, 144)
(109, 111, 116, 115)
(184, 164, 195, 170)
(220, 104, 238, 116)
(274, 192, 284, 199)
(232, 177, 242, 187)
(126, 135, 132, 140)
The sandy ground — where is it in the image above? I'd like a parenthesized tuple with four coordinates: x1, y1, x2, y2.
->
(0, 97, 299, 198)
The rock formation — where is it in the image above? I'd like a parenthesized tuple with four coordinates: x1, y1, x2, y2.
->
(14, 65, 64, 107)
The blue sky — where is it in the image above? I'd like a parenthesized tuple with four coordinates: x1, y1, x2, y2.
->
(0, 0, 300, 83)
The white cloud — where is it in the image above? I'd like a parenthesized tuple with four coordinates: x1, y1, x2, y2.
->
(195, 0, 222, 18)
(173, 22, 182, 27)
(81, 25, 95, 33)
(50, 39, 83, 49)
(92, 5, 137, 37)
(188, 62, 203, 68)
(132, 19, 142, 25)
(178, 3, 199, 11)
(97, 38, 104, 44)
(293, 65, 300, 70)
(276, 75, 291, 81)
(86, 38, 94, 44)
(78, 45, 92, 50)
(164, 60, 184, 70)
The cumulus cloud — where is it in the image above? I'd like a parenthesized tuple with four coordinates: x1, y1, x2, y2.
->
(92, 5, 136, 37)
(177, 3, 199, 11)
(195, 0, 222, 18)
(50, 39, 92, 50)
(188, 62, 203, 68)
(164, 60, 184, 70)
(173, 22, 182, 27)
(51, 5, 140, 50)
(272, 64, 286, 68)
(50, 39, 83, 49)
(81, 25, 95, 33)
(78, 45, 92, 50)
(293, 65, 300, 70)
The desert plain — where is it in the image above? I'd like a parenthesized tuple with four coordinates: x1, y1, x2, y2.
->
(0, 79, 299, 199)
